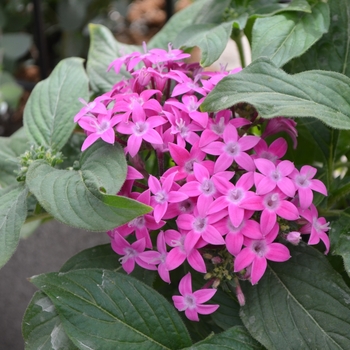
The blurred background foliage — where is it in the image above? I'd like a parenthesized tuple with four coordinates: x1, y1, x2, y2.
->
(0, 0, 183, 135)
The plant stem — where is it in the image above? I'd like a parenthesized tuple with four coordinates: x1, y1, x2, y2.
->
(232, 31, 246, 68)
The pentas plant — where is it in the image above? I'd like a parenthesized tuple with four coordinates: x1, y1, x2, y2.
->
(74, 45, 329, 321)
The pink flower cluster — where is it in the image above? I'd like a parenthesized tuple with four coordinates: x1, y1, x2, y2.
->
(74, 44, 329, 321)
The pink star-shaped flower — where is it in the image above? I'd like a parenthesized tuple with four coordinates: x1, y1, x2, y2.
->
(172, 272, 219, 321)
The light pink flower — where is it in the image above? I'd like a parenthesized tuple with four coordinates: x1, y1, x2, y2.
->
(165, 229, 206, 273)
(234, 223, 291, 284)
(78, 109, 119, 151)
(202, 124, 259, 172)
(254, 158, 296, 197)
(290, 165, 327, 208)
(299, 204, 330, 253)
(260, 191, 299, 235)
(172, 272, 219, 321)
(139, 231, 170, 283)
(111, 233, 157, 274)
(149, 172, 188, 223)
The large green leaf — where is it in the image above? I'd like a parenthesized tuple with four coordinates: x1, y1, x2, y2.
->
(174, 22, 233, 67)
(30, 269, 192, 350)
(26, 141, 151, 231)
(251, 2, 329, 67)
(186, 326, 263, 349)
(24, 58, 89, 151)
(240, 243, 350, 349)
(201, 57, 350, 130)
(329, 213, 350, 279)
(147, 0, 204, 49)
(86, 24, 139, 94)
(23, 291, 77, 350)
(0, 183, 28, 268)
(286, 0, 350, 77)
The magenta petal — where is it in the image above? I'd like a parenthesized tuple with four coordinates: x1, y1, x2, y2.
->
(168, 191, 189, 203)
(251, 256, 267, 284)
(187, 249, 207, 273)
(239, 135, 260, 151)
(181, 182, 201, 197)
(235, 152, 255, 171)
(277, 177, 296, 198)
(143, 129, 163, 144)
(100, 128, 115, 144)
(214, 153, 234, 172)
(173, 295, 186, 311)
(184, 231, 201, 251)
(234, 248, 255, 272)
(256, 177, 276, 195)
(177, 214, 193, 231)
(153, 202, 168, 222)
(148, 175, 161, 193)
(122, 258, 135, 274)
(202, 225, 225, 245)
(260, 210, 277, 236)
(208, 196, 228, 214)
(179, 272, 192, 295)
(158, 264, 170, 283)
(228, 205, 245, 228)
(201, 141, 224, 156)
(226, 232, 244, 256)
(241, 220, 263, 239)
(127, 134, 142, 157)
(276, 201, 299, 220)
(166, 248, 186, 270)
(255, 158, 275, 175)
(310, 179, 328, 196)
(277, 160, 294, 176)
(196, 304, 220, 316)
(265, 243, 290, 262)
(193, 289, 217, 303)
(81, 133, 100, 151)
(185, 308, 199, 321)
(270, 137, 287, 158)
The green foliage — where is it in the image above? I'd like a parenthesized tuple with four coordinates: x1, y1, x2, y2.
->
(0, 183, 28, 268)
(201, 58, 350, 129)
(251, 2, 329, 67)
(29, 269, 192, 350)
(174, 22, 234, 67)
(87, 23, 140, 94)
(240, 244, 350, 349)
(24, 58, 89, 152)
(25, 141, 151, 231)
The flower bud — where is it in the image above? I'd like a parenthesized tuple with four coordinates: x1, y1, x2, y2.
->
(286, 231, 301, 245)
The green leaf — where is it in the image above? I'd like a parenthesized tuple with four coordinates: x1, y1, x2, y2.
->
(23, 58, 89, 151)
(210, 285, 243, 330)
(147, 0, 205, 49)
(26, 141, 151, 231)
(30, 269, 192, 350)
(86, 23, 139, 94)
(286, 0, 350, 77)
(2, 32, 32, 59)
(201, 57, 350, 130)
(174, 22, 233, 67)
(194, 0, 231, 24)
(329, 213, 350, 278)
(240, 243, 350, 349)
(251, 2, 329, 67)
(0, 128, 29, 187)
(0, 183, 28, 268)
(226, 0, 311, 19)
(23, 291, 77, 350)
(185, 326, 263, 349)
(59, 243, 157, 287)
